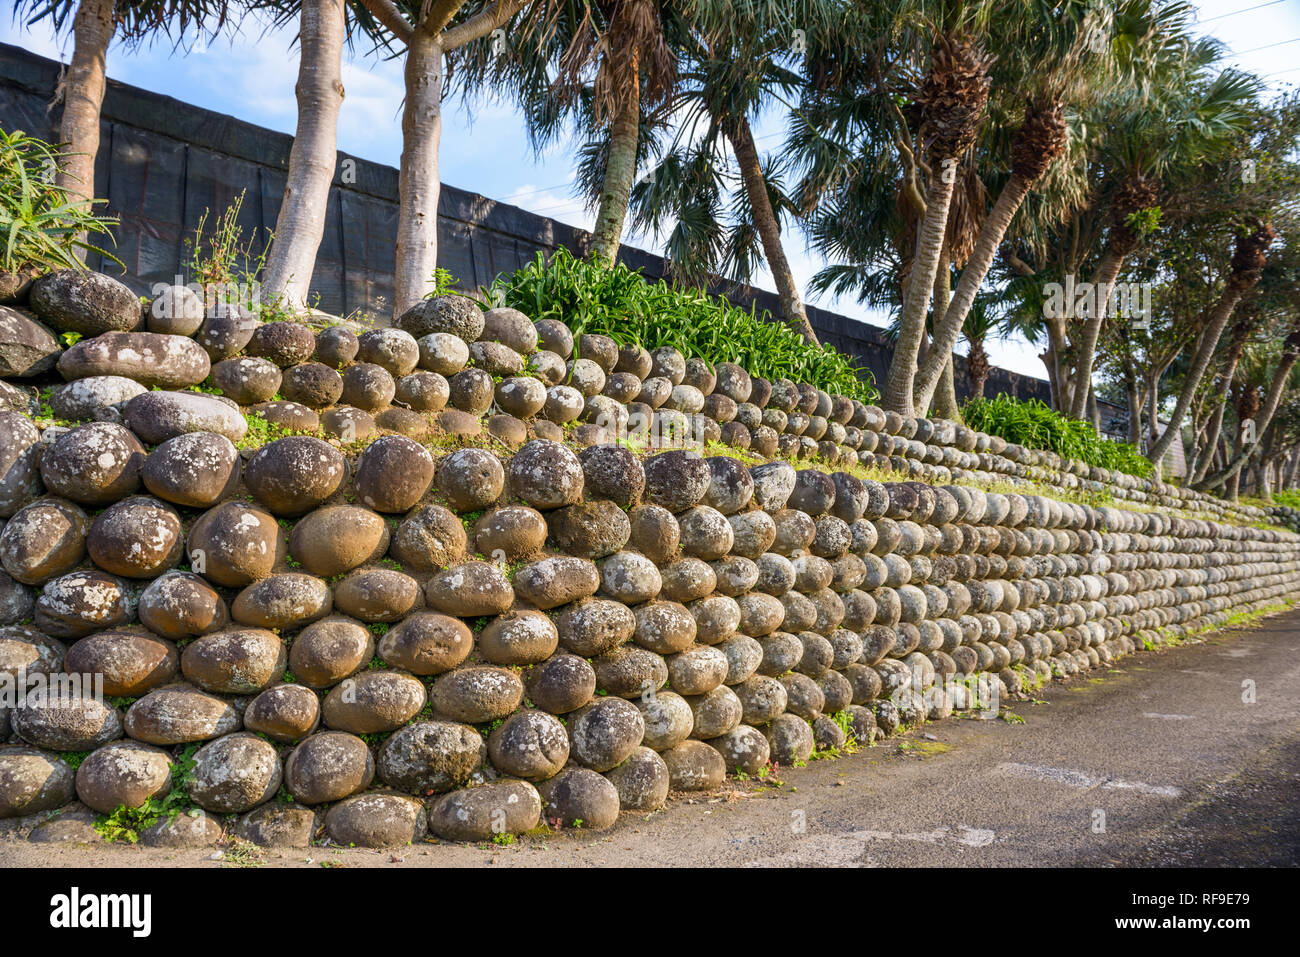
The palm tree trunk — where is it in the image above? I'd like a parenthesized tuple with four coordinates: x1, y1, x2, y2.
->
(1150, 373, 1163, 442)
(262, 0, 347, 311)
(914, 173, 1031, 411)
(726, 117, 817, 345)
(1145, 282, 1249, 465)
(934, 356, 959, 418)
(1196, 341, 1300, 491)
(926, 249, 960, 419)
(55, 0, 116, 215)
(1125, 377, 1141, 445)
(393, 30, 444, 316)
(1191, 337, 1246, 483)
(967, 337, 989, 399)
(590, 67, 639, 264)
(1041, 317, 1070, 412)
(1067, 246, 1126, 419)
(882, 172, 958, 415)
(1116, 344, 1141, 445)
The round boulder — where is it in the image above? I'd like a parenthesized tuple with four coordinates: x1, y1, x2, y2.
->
(39, 421, 144, 506)
(662, 739, 727, 790)
(325, 792, 428, 847)
(180, 627, 286, 694)
(58, 332, 210, 389)
(284, 731, 375, 804)
(123, 685, 241, 744)
(30, 269, 142, 335)
(354, 435, 435, 513)
(290, 616, 375, 687)
(536, 767, 619, 831)
(508, 439, 584, 509)
(0, 497, 87, 585)
(245, 436, 347, 516)
(376, 612, 471, 676)
(232, 573, 332, 630)
(75, 740, 171, 814)
(288, 505, 389, 578)
(243, 683, 320, 742)
(187, 733, 282, 813)
(429, 666, 523, 724)
(64, 630, 178, 697)
(141, 432, 240, 507)
(378, 720, 483, 794)
(428, 779, 541, 842)
(86, 496, 183, 578)
(0, 745, 76, 817)
(187, 502, 283, 586)
(569, 696, 645, 772)
(604, 746, 669, 810)
(322, 670, 426, 733)
(488, 709, 569, 780)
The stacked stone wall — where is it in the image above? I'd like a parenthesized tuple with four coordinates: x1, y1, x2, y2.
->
(0, 271, 1296, 848)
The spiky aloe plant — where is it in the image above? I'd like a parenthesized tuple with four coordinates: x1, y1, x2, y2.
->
(0, 128, 118, 274)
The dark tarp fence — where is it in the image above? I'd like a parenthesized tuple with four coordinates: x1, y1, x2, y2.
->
(2, 40, 1081, 413)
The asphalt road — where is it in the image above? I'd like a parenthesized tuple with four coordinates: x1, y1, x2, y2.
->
(4, 608, 1299, 868)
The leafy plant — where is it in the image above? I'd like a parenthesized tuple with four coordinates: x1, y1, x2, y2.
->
(489, 248, 877, 402)
(93, 743, 200, 843)
(961, 394, 1154, 478)
(424, 266, 460, 298)
(1271, 489, 1300, 510)
(0, 129, 118, 273)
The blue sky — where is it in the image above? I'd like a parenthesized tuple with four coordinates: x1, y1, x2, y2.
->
(4, 0, 1298, 377)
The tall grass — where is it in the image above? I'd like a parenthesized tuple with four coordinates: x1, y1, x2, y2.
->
(962, 394, 1153, 478)
(489, 248, 878, 402)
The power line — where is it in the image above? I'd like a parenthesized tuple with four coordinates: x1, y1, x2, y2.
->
(501, 179, 579, 201)
(1229, 37, 1300, 56)
(1198, 1, 1287, 25)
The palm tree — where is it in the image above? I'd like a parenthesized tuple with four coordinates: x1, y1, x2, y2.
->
(909, 0, 1108, 415)
(880, 20, 993, 416)
(1192, 226, 1300, 482)
(1208, 334, 1300, 496)
(958, 292, 1007, 398)
(1190, 314, 1255, 483)
(1196, 302, 1300, 493)
(16, 0, 234, 228)
(989, 0, 1241, 419)
(1065, 44, 1260, 420)
(1143, 219, 1274, 466)
(351, 0, 531, 316)
(623, 12, 836, 344)
(477, 1, 780, 272)
(790, 0, 999, 416)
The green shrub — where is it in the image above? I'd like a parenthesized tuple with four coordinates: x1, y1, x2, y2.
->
(0, 128, 119, 273)
(961, 394, 1153, 478)
(1272, 489, 1300, 510)
(488, 248, 877, 402)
